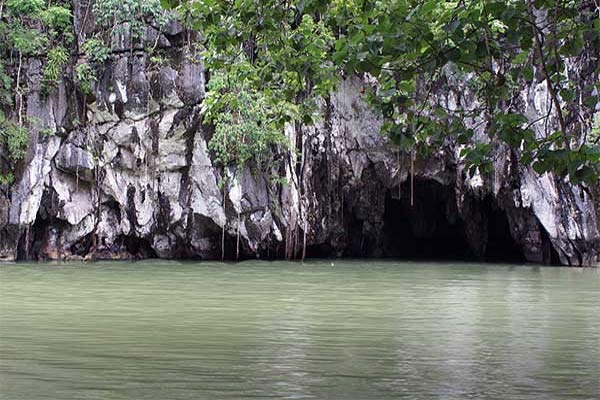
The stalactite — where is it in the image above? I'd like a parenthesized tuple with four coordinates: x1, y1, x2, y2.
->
(397, 150, 401, 199)
(236, 211, 240, 261)
(57, 228, 62, 261)
(301, 216, 307, 262)
(221, 185, 226, 261)
(293, 224, 299, 260)
(24, 224, 30, 260)
(16, 52, 23, 130)
(90, 162, 100, 260)
(410, 150, 415, 208)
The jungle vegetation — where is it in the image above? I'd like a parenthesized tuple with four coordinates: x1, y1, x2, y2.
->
(160, 0, 600, 187)
(1, 0, 598, 188)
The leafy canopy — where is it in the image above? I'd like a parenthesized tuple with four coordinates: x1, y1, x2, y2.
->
(163, 0, 599, 185)
(205, 72, 288, 170)
(1, 0, 74, 185)
(94, 0, 168, 39)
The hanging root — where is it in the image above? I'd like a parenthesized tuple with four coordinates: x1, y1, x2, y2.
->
(236, 212, 240, 261)
(302, 217, 307, 262)
(410, 150, 415, 207)
(221, 186, 226, 261)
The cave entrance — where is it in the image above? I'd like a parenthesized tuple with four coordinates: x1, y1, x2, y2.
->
(482, 198, 526, 263)
(382, 179, 525, 262)
(383, 180, 472, 260)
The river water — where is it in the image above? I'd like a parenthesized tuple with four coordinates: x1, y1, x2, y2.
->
(0, 260, 598, 399)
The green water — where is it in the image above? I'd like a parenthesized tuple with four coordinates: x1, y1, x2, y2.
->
(0, 261, 599, 400)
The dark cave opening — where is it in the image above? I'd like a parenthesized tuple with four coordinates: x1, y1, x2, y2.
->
(70, 233, 93, 256)
(17, 189, 61, 260)
(70, 234, 158, 260)
(304, 243, 335, 259)
(482, 198, 527, 263)
(18, 216, 51, 260)
(539, 225, 562, 266)
(383, 180, 472, 260)
(120, 235, 158, 259)
(382, 179, 525, 262)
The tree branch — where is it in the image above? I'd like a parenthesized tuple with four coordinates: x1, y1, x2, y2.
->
(527, 0, 570, 150)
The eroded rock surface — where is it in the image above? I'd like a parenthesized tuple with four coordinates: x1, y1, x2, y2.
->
(0, 10, 598, 266)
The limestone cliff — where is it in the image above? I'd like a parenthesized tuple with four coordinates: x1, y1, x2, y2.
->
(0, 4, 598, 266)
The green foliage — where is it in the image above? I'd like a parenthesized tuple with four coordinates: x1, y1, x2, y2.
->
(40, 127, 55, 137)
(1, 1, 75, 184)
(8, 25, 48, 55)
(6, 0, 44, 16)
(42, 46, 70, 90)
(75, 63, 96, 95)
(0, 172, 15, 186)
(205, 72, 288, 169)
(0, 117, 28, 161)
(41, 5, 73, 31)
(172, 0, 338, 126)
(533, 144, 600, 186)
(78, 37, 109, 94)
(165, 0, 599, 185)
(0, 64, 12, 107)
(82, 38, 110, 64)
(40, 5, 75, 45)
(163, 0, 337, 172)
(591, 114, 600, 145)
(334, 0, 598, 184)
(5, 126, 29, 161)
(93, 0, 168, 39)
(461, 143, 493, 177)
(149, 54, 168, 66)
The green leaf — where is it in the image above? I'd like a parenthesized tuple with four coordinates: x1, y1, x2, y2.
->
(583, 96, 598, 109)
(560, 89, 575, 103)
(513, 51, 528, 64)
(522, 66, 534, 81)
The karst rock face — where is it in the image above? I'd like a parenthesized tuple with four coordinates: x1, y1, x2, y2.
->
(0, 7, 598, 266)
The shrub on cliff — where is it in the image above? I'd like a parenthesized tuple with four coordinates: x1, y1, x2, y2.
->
(162, 0, 600, 187)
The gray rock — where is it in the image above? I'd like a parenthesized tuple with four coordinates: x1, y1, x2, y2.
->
(55, 143, 95, 182)
(163, 20, 184, 37)
(145, 26, 171, 49)
(2, 11, 597, 266)
(177, 57, 205, 105)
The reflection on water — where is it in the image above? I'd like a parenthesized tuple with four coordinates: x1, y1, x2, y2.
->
(1, 260, 599, 399)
